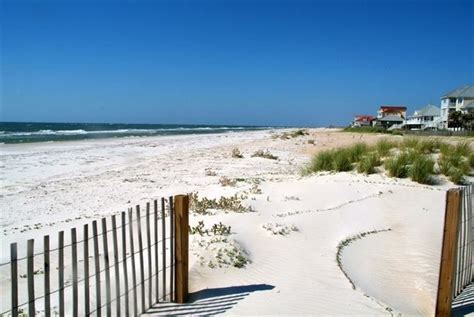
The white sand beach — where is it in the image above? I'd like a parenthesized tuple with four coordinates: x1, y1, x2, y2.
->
(0, 129, 462, 316)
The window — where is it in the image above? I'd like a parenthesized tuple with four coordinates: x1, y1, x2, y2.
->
(449, 98, 456, 104)
(458, 98, 463, 104)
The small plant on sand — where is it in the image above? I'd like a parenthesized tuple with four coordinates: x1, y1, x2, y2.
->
(385, 153, 410, 178)
(448, 168, 465, 185)
(453, 141, 472, 157)
(410, 156, 435, 184)
(289, 129, 308, 138)
(189, 192, 251, 214)
(357, 153, 381, 175)
(219, 176, 237, 187)
(439, 153, 470, 183)
(211, 222, 232, 235)
(346, 143, 369, 162)
(402, 137, 419, 149)
(231, 148, 244, 158)
(205, 169, 217, 176)
(375, 138, 397, 157)
(415, 139, 440, 154)
(333, 149, 353, 171)
(262, 223, 298, 235)
(274, 129, 309, 139)
(190, 220, 207, 235)
(306, 150, 334, 172)
(251, 149, 278, 160)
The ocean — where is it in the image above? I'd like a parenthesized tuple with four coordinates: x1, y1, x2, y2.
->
(0, 122, 273, 144)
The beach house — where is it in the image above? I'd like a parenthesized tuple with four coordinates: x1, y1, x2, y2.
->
(440, 85, 474, 129)
(404, 104, 441, 130)
(351, 115, 374, 127)
(375, 105, 407, 128)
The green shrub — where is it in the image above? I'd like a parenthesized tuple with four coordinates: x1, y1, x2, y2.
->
(416, 139, 440, 154)
(470, 153, 474, 168)
(251, 149, 278, 160)
(410, 156, 435, 184)
(307, 150, 335, 172)
(343, 126, 390, 134)
(333, 149, 353, 171)
(375, 139, 397, 157)
(439, 154, 470, 176)
(439, 143, 454, 156)
(453, 141, 472, 157)
(385, 155, 410, 178)
(402, 137, 419, 149)
(347, 143, 369, 162)
(448, 168, 465, 185)
(357, 153, 381, 174)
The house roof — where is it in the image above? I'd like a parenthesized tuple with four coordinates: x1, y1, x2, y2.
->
(379, 106, 407, 111)
(441, 85, 474, 99)
(413, 104, 441, 116)
(354, 115, 374, 121)
(378, 115, 404, 122)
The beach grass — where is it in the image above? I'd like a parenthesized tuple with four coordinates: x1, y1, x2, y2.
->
(357, 153, 381, 174)
(304, 137, 473, 185)
(410, 155, 435, 184)
(375, 138, 396, 157)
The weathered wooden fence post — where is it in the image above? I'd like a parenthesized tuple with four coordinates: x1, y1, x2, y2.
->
(174, 195, 189, 304)
(436, 188, 462, 317)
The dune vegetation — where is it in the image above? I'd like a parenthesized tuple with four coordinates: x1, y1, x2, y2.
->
(303, 138, 473, 185)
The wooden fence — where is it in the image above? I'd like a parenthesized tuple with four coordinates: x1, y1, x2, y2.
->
(436, 185, 473, 316)
(0, 194, 189, 316)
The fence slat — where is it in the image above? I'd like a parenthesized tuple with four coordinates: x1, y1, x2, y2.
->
(71, 228, 78, 317)
(174, 195, 189, 303)
(136, 205, 146, 312)
(92, 221, 101, 317)
(169, 196, 175, 302)
(84, 224, 90, 316)
(154, 200, 159, 303)
(27, 239, 35, 316)
(44, 236, 51, 317)
(146, 202, 152, 307)
(59, 231, 65, 317)
(128, 208, 138, 317)
(436, 188, 462, 317)
(161, 198, 166, 300)
(11, 243, 18, 317)
(112, 215, 121, 316)
(101, 218, 112, 317)
(122, 211, 130, 317)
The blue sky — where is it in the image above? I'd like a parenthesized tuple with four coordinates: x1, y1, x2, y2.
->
(1, 0, 473, 126)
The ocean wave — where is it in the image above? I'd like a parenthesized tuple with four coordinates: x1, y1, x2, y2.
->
(0, 126, 254, 137)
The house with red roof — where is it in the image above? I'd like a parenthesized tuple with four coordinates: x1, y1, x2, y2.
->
(375, 105, 407, 128)
(351, 115, 374, 127)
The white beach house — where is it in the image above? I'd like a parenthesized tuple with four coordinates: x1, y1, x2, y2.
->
(404, 104, 441, 130)
(440, 85, 474, 129)
(375, 105, 407, 128)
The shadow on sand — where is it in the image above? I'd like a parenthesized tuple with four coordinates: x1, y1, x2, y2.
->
(145, 284, 275, 315)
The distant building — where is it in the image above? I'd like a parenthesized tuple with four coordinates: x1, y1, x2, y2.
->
(404, 104, 441, 130)
(440, 85, 474, 129)
(352, 115, 374, 127)
(375, 106, 407, 128)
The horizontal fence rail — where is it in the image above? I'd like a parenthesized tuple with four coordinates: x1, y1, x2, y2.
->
(0, 195, 189, 317)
